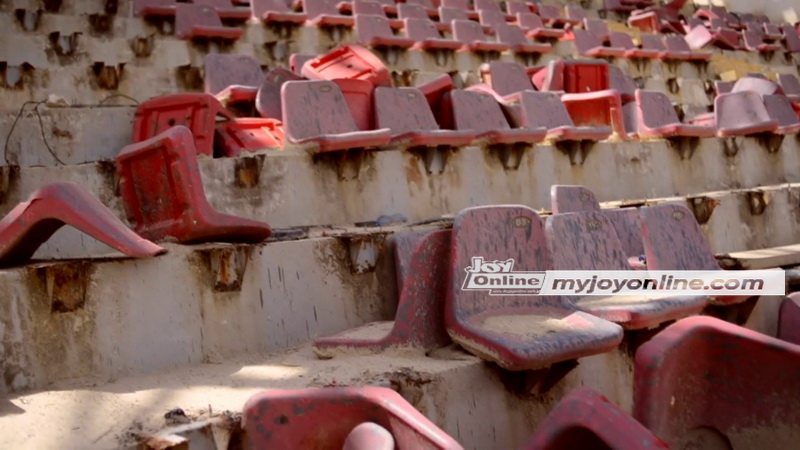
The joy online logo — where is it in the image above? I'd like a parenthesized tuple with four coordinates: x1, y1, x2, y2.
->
(462, 256, 546, 296)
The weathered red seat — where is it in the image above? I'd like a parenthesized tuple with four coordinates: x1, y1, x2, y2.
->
(550, 185, 600, 214)
(452, 19, 511, 53)
(514, 91, 613, 142)
(0, 183, 165, 267)
(405, 18, 463, 51)
(634, 316, 800, 449)
(764, 94, 800, 135)
(216, 117, 285, 156)
(243, 387, 464, 449)
(133, 0, 176, 17)
(353, 0, 403, 29)
(441, 0, 478, 20)
(203, 53, 264, 104)
(305, 0, 355, 27)
(116, 126, 273, 244)
(515, 13, 566, 40)
(663, 35, 712, 61)
(445, 205, 623, 371)
(442, 89, 546, 145)
(174, 3, 243, 40)
(313, 230, 452, 357)
(610, 32, 662, 58)
(779, 293, 800, 345)
(301, 45, 392, 88)
(479, 61, 536, 98)
(193, 0, 251, 20)
(777, 73, 800, 101)
(635, 89, 716, 138)
(715, 91, 779, 137)
(573, 28, 626, 58)
(521, 388, 669, 449)
(537, 4, 577, 28)
(255, 67, 305, 121)
(494, 22, 552, 55)
(402, 0, 438, 21)
(250, 0, 307, 24)
(355, 14, 415, 49)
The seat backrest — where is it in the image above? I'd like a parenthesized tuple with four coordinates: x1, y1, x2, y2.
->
(353, 0, 386, 16)
(715, 91, 773, 130)
(763, 94, 800, 128)
(281, 80, 360, 141)
(537, 4, 561, 20)
(636, 89, 680, 129)
(441, 0, 471, 10)
(506, 2, 532, 15)
(584, 18, 610, 40)
(516, 12, 545, 31)
(355, 14, 394, 44)
(474, 0, 502, 13)
(407, 0, 436, 9)
(518, 91, 575, 129)
(550, 185, 601, 214)
(664, 34, 692, 53)
(483, 60, 534, 96)
(204, 53, 264, 96)
(565, 5, 587, 21)
(778, 74, 800, 96)
(608, 31, 636, 50)
(255, 67, 304, 120)
(479, 9, 507, 27)
(374, 86, 441, 133)
(452, 19, 488, 43)
(404, 17, 443, 41)
(495, 22, 531, 47)
(731, 76, 782, 96)
(397, 3, 429, 20)
(546, 210, 629, 271)
(175, 3, 224, 33)
(640, 33, 666, 52)
(639, 203, 720, 270)
(573, 29, 603, 55)
(563, 60, 610, 93)
(604, 207, 645, 257)
(609, 64, 636, 100)
(305, 0, 341, 18)
(439, 6, 468, 23)
(251, 0, 291, 17)
(448, 89, 512, 132)
(449, 205, 556, 318)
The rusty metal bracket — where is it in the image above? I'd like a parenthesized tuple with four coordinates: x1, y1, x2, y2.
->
(721, 136, 741, 157)
(341, 233, 387, 274)
(490, 142, 528, 170)
(233, 154, 265, 189)
(130, 34, 155, 57)
(746, 189, 770, 216)
(313, 148, 370, 181)
(92, 62, 124, 90)
(410, 145, 451, 175)
(667, 136, 700, 160)
(15, 8, 41, 31)
(687, 195, 720, 225)
(30, 261, 93, 313)
(754, 133, 784, 153)
(198, 245, 253, 292)
(554, 140, 594, 166)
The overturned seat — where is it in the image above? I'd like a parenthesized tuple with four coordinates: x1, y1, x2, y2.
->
(634, 316, 800, 449)
(445, 205, 623, 371)
(301, 45, 392, 87)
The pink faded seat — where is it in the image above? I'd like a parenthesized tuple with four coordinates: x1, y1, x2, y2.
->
(605, 207, 645, 259)
(403, 0, 438, 19)
(478, 9, 509, 30)
(494, 23, 552, 55)
(609, 65, 636, 103)
(763, 94, 800, 134)
(452, 19, 511, 53)
(639, 203, 749, 306)
(441, 0, 478, 20)
(301, 45, 392, 88)
(663, 35, 712, 61)
(714, 80, 734, 95)
(133, 0, 176, 17)
(243, 387, 463, 449)
(203, 53, 264, 104)
(778, 293, 800, 345)
(782, 25, 800, 53)
(506, 1, 534, 16)
(193, 0, 251, 20)
(547, 211, 706, 329)
(777, 73, 800, 101)
(174, 3, 243, 40)
(250, 0, 307, 24)
(479, 61, 536, 98)
(731, 75, 782, 96)
(584, 18, 611, 42)
(474, 0, 513, 21)
(715, 91, 779, 137)
(399, 4, 448, 32)
(550, 185, 600, 213)
(0, 182, 165, 267)
(537, 4, 577, 28)
(374, 86, 477, 147)
(521, 388, 669, 450)
(514, 91, 613, 142)
(306, 0, 355, 26)
(116, 126, 273, 244)
(564, 5, 587, 24)
(313, 230, 452, 357)
(256, 67, 305, 121)
(442, 89, 546, 145)
(684, 23, 738, 51)
(416, 74, 454, 125)
(445, 205, 623, 371)
(516, 13, 566, 39)
(353, 0, 403, 29)
(634, 317, 800, 449)
(216, 117, 285, 156)
(355, 14, 415, 49)
(635, 89, 715, 138)
(573, 29, 626, 58)
(610, 32, 661, 58)
(281, 80, 391, 152)
(405, 18, 462, 51)
(289, 53, 315, 73)
(333, 79, 376, 131)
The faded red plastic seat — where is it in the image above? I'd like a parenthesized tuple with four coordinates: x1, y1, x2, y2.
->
(250, 0, 307, 24)
(634, 317, 800, 449)
(479, 61, 536, 98)
(561, 89, 627, 137)
(537, 4, 577, 28)
(334, 79, 376, 131)
(243, 387, 464, 449)
(515, 13, 566, 39)
(778, 293, 800, 345)
(374, 86, 477, 147)
(583, 18, 612, 42)
(639, 33, 671, 58)
(282, 80, 391, 152)
(399, 4, 448, 32)
(193, 0, 251, 20)
(255, 67, 305, 121)
(550, 185, 600, 214)
(515, 91, 613, 142)
(610, 32, 661, 58)
(405, 18, 462, 50)
(355, 14, 415, 49)
(478, 9, 509, 30)
(313, 230, 452, 357)
(715, 91, 779, 137)
(731, 75, 782, 96)
(403, 0, 438, 19)
(778, 73, 800, 102)
(442, 89, 546, 145)
(0, 182, 166, 267)
(116, 126, 273, 244)
(416, 74, 454, 124)
(289, 53, 315, 73)
(743, 29, 783, 52)
(521, 388, 669, 450)
(764, 94, 800, 134)
(635, 89, 715, 138)
(506, 1, 534, 16)
(782, 25, 800, 53)
(683, 23, 738, 51)
(203, 53, 264, 104)
(216, 117, 285, 156)
(474, 0, 513, 21)
(301, 45, 392, 87)
(441, 0, 478, 20)
(573, 28, 626, 58)
(353, 0, 403, 29)
(306, 0, 355, 27)
(174, 3, 243, 40)
(494, 22, 552, 55)
(714, 80, 734, 95)
(547, 210, 706, 329)
(564, 5, 587, 24)
(133, 0, 176, 17)
(663, 35, 712, 61)
(445, 205, 623, 371)
(609, 65, 636, 102)
(133, 93, 234, 157)
(452, 19, 511, 53)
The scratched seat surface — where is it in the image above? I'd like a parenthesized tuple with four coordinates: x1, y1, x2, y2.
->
(550, 185, 601, 214)
(442, 89, 546, 145)
(514, 91, 613, 142)
(250, 0, 307, 23)
(313, 230, 452, 357)
(546, 210, 706, 329)
(305, 0, 355, 26)
(174, 3, 243, 40)
(521, 388, 669, 450)
(355, 14, 415, 49)
(445, 205, 623, 371)
(634, 317, 800, 449)
(243, 387, 464, 450)
(451, 19, 511, 53)
(405, 18, 463, 51)
(635, 89, 716, 138)
(715, 91, 779, 137)
(203, 53, 265, 102)
(256, 67, 305, 121)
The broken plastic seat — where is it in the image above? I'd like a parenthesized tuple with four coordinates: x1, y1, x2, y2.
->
(561, 90, 628, 137)
(301, 45, 392, 88)
(715, 91, 779, 137)
(250, 0, 307, 24)
(416, 74, 454, 126)
(513, 91, 613, 142)
(405, 18, 463, 51)
(778, 293, 800, 345)
(451, 19, 511, 53)
(313, 230, 452, 357)
(547, 210, 707, 329)
(634, 316, 800, 449)
(216, 117, 285, 156)
(445, 205, 624, 371)
(0, 182, 166, 267)
(355, 14, 415, 49)
(731, 75, 783, 97)
(521, 388, 669, 450)
(441, 89, 546, 145)
(573, 29, 626, 58)
(635, 89, 716, 138)
(494, 23, 553, 55)
(764, 94, 800, 135)
(255, 67, 305, 121)
(174, 3, 243, 40)
(515, 13, 566, 40)
(243, 387, 464, 449)
(333, 79, 377, 131)
(305, 0, 355, 27)
(374, 86, 477, 147)
(203, 53, 265, 104)
(281, 80, 390, 152)
(683, 24, 738, 52)
(663, 35, 713, 61)
(116, 126, 272, 244)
